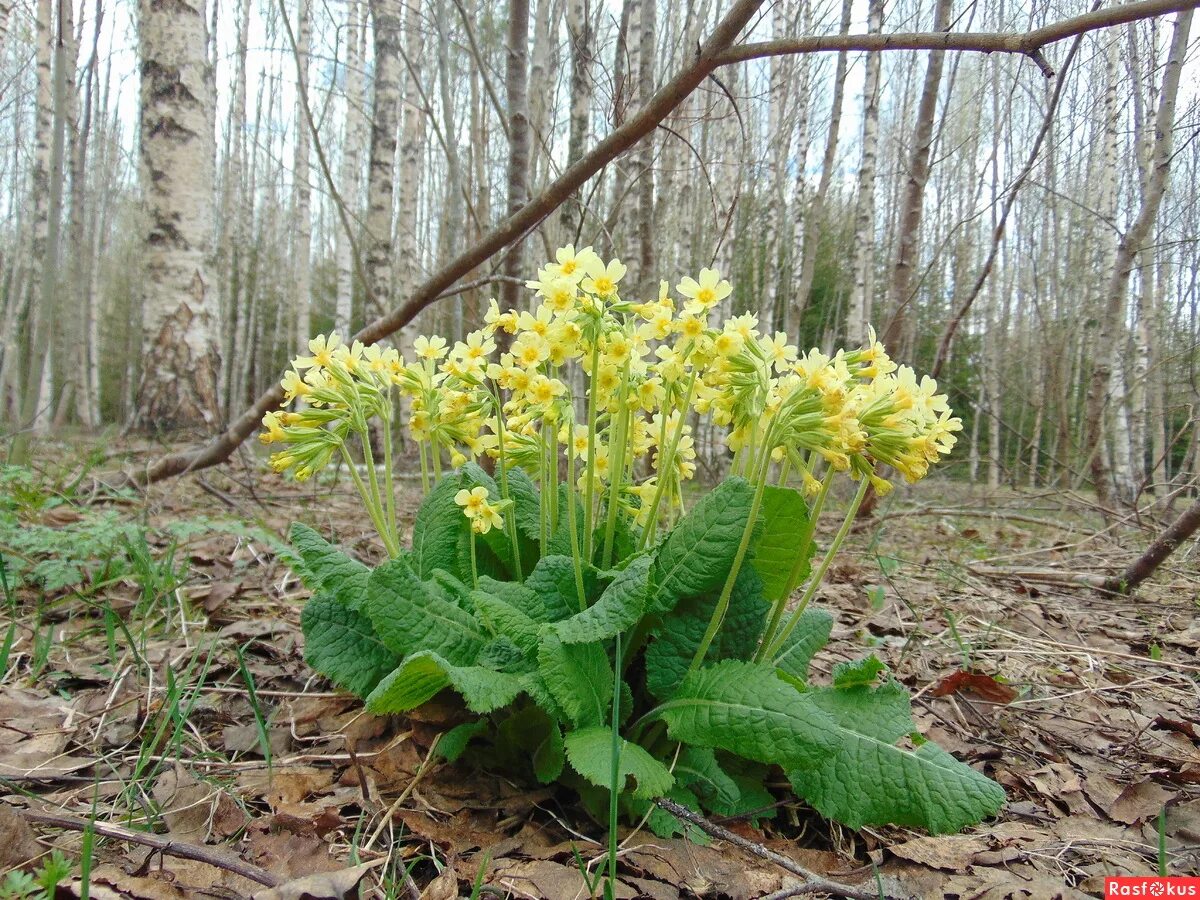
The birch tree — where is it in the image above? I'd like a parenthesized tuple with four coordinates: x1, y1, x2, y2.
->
(131, 0, 219, 431)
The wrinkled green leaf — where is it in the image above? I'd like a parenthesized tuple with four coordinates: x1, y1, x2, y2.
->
(289, 523, 371, 611)
(410, 472, 469, 582)
(503, 466, 542, 542)
(674, 747, 740, 808)
(537, 633, 612, 728)
(365, 651, 524, 714)
(644, 566, 768, 700)
(472, 590, 540, 655)
(751, 486, 812, 602)
(301, 593, 399, 697)
(366, 557, 485, 664)
(772, 608, 834, 685)
(649, 478, 758, 615)
(437, 720, 489, 762)
(524, 555, 595, 622)
(656, 660, 835, 769)
(564, 726, 674, 799)
(534, 718, 565, 783)
(554, 554, 651, 644)
(790, 674, 1005, 833)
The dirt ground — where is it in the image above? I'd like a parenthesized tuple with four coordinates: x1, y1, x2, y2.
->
(1, 439, 1198, 899)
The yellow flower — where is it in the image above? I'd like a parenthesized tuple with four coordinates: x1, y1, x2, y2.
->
(281, 370, 311, 401)
(484, 298, 519, 334)
(414, 335, 448, 361)
(582, 257, 627, 296)
(472, 499, 505, 534)
(294, 333, 343, 370)
(512, 333, 549, 369)
(677, 267, 732, 314)
(260, 411, 286, 444)
(546, 244, 599, 283)
(455, 486, 490, 518)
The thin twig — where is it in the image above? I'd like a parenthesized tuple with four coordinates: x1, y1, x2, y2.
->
(652, 799, 887, 900)
(22, 808, 281, 887)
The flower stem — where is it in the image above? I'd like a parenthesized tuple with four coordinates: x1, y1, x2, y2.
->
(755, 466, 833, 661)
(566, 412, 587, 611)
(601, 365, 631, 569)
(340, 446, 400, 558)
(606, 631, 622, 898)
(687, 427, 774, 673)
(583, 336, 601, 562)
(763, 475, 870, 660)
(469, 529, 479, 590)
(638, 371, 697, 551)
(490, 384, 522, 580)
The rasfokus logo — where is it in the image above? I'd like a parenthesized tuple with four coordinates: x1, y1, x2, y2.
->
(1106, 878, 1200, 897)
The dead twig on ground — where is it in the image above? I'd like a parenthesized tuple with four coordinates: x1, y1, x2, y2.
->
(22, 808, 281, 887)
(653, 798, 887, 900)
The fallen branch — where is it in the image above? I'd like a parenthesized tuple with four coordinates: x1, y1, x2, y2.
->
(653, 798, 885, 900)
(1102, 495, 1200, 594)
(22, 808, 280, 887)
(965, 564, 1108, 589)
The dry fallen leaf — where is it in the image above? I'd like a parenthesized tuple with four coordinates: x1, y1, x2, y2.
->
(253, 859, 386, 900)
(888, 834, 989, 871)
(1108, 779, 1176, 825)
(930, 670, 1019, 704)
(0, 803, 43, 870)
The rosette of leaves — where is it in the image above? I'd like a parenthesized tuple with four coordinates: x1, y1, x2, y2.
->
(291, 464, 1004, 836)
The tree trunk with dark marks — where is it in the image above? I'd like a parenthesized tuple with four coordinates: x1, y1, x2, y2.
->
(131, 0, 219, 432)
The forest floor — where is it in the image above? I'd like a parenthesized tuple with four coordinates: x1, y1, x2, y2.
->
(1, 439, 1198, 900)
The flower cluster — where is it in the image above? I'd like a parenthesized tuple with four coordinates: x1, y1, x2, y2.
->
(260, 246, 961, 548)
(454, 486, 505, 534)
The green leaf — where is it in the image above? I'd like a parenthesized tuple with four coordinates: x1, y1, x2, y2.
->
(751, 486, 811, 602)
(831, 655, 887, 689)
(644, 566, 768, 700)
(773, 608, 833, 685)
(365, 651, 524, 714)
(411, 472, 470, 582)
(537, 632, 612, 728)
(472, 590, 540, 655)
(533, 718, 565, 784)
(673, 747, 740, 808)
(564, 726, 674, 799)
(477, 636, 530, 672)
(656, 659, 835, 768)
(789, 675, 1005, 833)
(477, 576, 541, 618)
(437, 720, 488, 762)
(289, 523, 371, 611)
(503, 466, 542, 542)
(524, 555, 595, 622)
(366, 557, 486, 664)
(553, 554, 651, 644)
(649, 478, 757, 615)
(301, 593, 399, 697)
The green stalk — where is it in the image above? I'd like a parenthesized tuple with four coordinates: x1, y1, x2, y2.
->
(566, 413, 587, 611)
(755, 466, 834, 661)
(601, 365, 632, 568)
(431, 435, 443, 480)
(418, 440, 430, 494)
(490, 386, 522, 580)
(764, 475, 870, 659)
(637, 371, 697, 551)
(380, 399, 398, 542)
(687, 430, 774, 672)
(469, 529, 479, 590)
(583, 336, 602, 561)
(340, 447, 399, 557)
(606, 631, 622, 899)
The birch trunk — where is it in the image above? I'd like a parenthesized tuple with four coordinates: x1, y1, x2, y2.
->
(335, 0, 365, 334)
(881, 0, 952, 355)
(131, 0, 219, 431)
(845, 0, 883, 345)
(559, 0, 593, 240)
(500, 0, 530, 310)
(1084, 10, 1192, 512)
(364, 0, 402, 314)
(394, 0, 423, 358)
(292, 0, 312, 351)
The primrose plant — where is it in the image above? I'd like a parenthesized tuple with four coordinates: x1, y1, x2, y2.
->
(262, 246, 1004, 837)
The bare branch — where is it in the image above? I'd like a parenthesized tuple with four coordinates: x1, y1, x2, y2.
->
(714, 0, 1200, 75)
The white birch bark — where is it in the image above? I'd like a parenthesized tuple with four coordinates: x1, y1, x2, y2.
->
(845, 0, 883, 345)
(291, 0, 312, 351)
(364, 0, 402, 316)
(336, 0, 364, 335)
